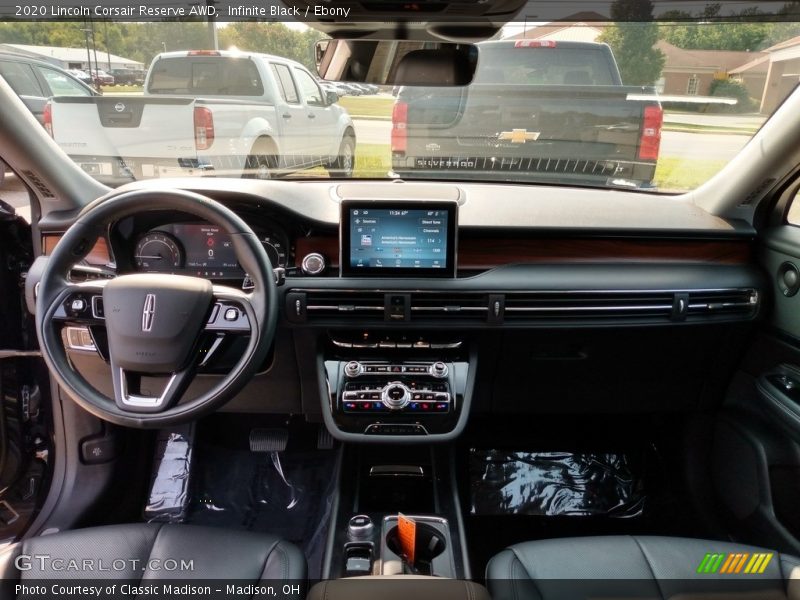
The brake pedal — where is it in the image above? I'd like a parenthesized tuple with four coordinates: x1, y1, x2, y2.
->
(317, 426, 334, 450)
(249, 428, 289, 453)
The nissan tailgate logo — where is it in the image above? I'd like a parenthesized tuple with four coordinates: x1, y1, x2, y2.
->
(141, 294, 156, 332)
(114, 102, 126, 113)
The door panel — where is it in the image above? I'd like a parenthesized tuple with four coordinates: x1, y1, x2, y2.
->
(715, 206, 800, 554)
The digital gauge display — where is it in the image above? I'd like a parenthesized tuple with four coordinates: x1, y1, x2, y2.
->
(171, 223, 239, 276)
(134, 223, 289, 277)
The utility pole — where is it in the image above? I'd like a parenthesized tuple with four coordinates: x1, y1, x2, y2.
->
(81, 23, 97, 91)
(103, 20, 111, 70)
(90, 18, 100, 84)
(206, 0, 218, 50)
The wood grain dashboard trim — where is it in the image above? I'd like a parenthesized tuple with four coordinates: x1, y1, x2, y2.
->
(295, 236, 751, 269)
(42, 235, 111, 266)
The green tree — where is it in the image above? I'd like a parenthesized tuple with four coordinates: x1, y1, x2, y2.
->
(659, 2, 800, 51)
(218, 22, 325, 70)
(598, 0, 665, 85)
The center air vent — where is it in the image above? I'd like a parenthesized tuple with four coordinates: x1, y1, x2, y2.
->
(285, 288, 759, 325)
(409, 292, 490, 321)
(504, 291, 676, 320)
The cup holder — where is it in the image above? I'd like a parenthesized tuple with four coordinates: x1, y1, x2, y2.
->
(385, 523, 447, 575)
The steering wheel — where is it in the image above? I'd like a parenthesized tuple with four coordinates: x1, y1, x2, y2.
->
(35, 189, 278, 428)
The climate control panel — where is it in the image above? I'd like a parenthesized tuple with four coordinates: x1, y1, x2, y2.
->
(334, 361, 456, 428)
(341, 379, 451, 414)
(323, 358, 470, 441)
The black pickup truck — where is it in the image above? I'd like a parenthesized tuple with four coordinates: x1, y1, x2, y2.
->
(391, 40, 663, 187)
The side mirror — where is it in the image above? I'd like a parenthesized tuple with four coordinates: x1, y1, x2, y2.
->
(326, 90, 340, 105)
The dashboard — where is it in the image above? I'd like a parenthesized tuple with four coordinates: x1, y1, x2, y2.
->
(36, 179, 765, 439)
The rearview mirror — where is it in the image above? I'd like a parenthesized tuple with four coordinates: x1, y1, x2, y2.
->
(325, 90, 340, 105)
(315, 40, 477, 87)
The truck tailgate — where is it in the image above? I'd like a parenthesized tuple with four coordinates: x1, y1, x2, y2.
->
(50, 96, 196, 160)
(406, 84, 649, 161)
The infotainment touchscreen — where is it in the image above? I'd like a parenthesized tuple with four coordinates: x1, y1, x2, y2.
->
(340, 200, 457, 277)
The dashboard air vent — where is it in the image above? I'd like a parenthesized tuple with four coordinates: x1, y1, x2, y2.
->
(686, 289, 759, 317)
(303, 291, 385, 321)
(409, 292, 490, 321)
(504, 291, 676, 321)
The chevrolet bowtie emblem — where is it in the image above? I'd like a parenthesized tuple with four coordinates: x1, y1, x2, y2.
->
(498, 129, 541, 144)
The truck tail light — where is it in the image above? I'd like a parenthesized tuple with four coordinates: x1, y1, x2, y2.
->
(514, 40, 557, 48)
(638, 105, 663, 161)
(194, 106, 215, 150)
(43, 101, 53, 137)
(391, 101, 408, 154)
(187, 50, 221, 56)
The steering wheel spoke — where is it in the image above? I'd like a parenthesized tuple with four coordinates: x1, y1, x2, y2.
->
(51, 280, 109, 323)
(111, 364, 196, 413)
(206, 285, 255, 333)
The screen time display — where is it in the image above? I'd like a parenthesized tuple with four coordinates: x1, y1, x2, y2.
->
(348, 207, 449, 270)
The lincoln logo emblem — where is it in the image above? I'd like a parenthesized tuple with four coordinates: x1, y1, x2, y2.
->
(141, 294, 156, 332)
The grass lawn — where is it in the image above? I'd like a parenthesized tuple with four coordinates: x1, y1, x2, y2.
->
(662, 123, 758, 135)
(337, 96, 394, 119)
(653, 156, 728, 191)
(101, 85, 144, 94)
(354, 143, 392, 176)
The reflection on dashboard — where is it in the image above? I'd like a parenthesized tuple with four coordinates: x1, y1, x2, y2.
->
(131, 223, 288, 277)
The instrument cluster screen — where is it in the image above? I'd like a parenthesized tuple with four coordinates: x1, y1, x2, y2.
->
(341, 201, 457, 277)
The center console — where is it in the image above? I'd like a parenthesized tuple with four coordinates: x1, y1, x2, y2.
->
(325, 445, 470, 581)
(316, 200, 476, 442)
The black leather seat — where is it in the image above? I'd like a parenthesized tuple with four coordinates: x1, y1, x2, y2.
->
(1, 523, 305, 592)
(487, 535, 800, 600)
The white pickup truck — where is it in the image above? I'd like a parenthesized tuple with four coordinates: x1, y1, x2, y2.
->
(47, 50, 355, 185)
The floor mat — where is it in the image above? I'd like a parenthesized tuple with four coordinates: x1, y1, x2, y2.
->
(469, 450, 645, 517)
(185, 443, 337, 578)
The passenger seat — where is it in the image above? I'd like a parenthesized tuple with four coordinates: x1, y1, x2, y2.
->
(486, 536, 800, 600)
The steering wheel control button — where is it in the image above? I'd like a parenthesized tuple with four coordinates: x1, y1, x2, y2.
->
(65, 326, 97, 352)
(70, 298, 87, 312)
(207, 303, 220, 323)
(348, 515, 374, 541)
(224, 307, 239, 321)
(91, 296, 105, 319)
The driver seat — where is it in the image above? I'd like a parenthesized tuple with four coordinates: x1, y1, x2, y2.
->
(0, 523, 306, 589)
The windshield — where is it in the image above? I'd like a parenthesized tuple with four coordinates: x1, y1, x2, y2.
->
(1, 14, 798, 193)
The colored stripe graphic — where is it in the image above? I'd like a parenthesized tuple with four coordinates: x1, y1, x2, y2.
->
(697, 552, 774, 574)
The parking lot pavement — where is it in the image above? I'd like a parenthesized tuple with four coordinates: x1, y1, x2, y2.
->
(0, 172, 31, 223)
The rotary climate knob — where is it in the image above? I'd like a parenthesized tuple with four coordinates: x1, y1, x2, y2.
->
(381, 382, 411, 410)
(344, 361, 362, 377)
(430, 361, 449, 378)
